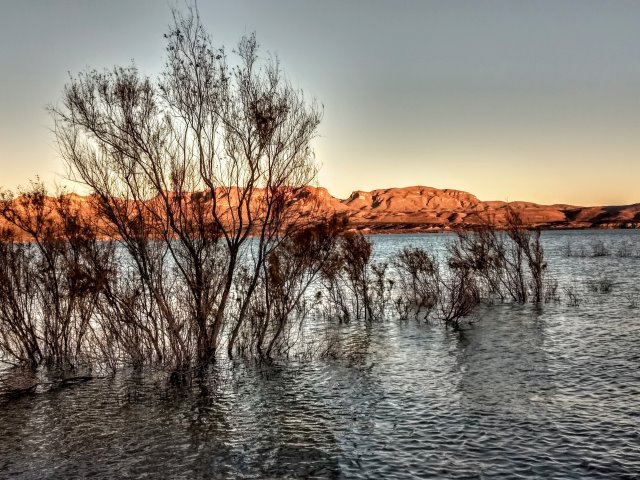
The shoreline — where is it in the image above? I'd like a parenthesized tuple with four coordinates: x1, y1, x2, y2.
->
(347, 222, 640, 235)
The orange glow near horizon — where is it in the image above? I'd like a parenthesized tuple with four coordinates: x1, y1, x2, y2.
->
(2, 1, 640, 207)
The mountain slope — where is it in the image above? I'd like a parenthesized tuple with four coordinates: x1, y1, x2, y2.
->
(1, 185, 639, 236)
(329, 185, 640, 231)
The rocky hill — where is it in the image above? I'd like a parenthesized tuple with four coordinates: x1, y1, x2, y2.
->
(296, 186, 637, 232)
(2, 185, 639, 236)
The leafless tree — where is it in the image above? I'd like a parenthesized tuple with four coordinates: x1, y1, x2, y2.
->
(0, 228, 42, 367)
(51, 6, 322, 365)
(0, 181, 109, 367)
(392, 245, 479, 326)
(236, 215, 347, 359)
(393, 246, 439, 318)
(448, 207, 546, 304)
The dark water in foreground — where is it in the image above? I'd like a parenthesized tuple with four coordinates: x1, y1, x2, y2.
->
(1, 230, 640, 479)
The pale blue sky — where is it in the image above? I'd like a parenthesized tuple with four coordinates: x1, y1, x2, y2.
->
(1, 0, 639, 205)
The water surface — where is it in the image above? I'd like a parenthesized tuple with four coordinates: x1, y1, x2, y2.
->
(1, 230, 639, 479)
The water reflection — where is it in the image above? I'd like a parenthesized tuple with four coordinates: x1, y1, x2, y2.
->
(454, 305, 553, 415)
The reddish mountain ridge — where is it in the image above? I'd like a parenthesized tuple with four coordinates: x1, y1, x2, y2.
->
(332, 186, 640, 231)
(2, 185, 639, 235)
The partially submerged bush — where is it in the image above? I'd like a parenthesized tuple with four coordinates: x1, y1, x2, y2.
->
(0, 230, 42, 368)
(392, 245, 480, 327)
(564, 285, 581, 307)
(587, 277, 614, 294)
(0, 182, 110, 368)
(232, 215, 347, 359)
(319, 231, 392, 323)
(447, 209, 547, 304)
(626, 290, 639, 309)
(393, 247, 439, 317)
(565, 238, 617, 258)
(543, 277, 561, 303)
(436, 263, 481, 328)
(591, 240, 610, 257)
(389, 209, 557, 327)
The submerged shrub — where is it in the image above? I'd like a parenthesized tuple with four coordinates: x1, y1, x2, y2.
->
(564, 241, 588, 258)
(591, 240, 610, 257)
(48, 6, 323, 367)
(0, 230, 42, 368)
(437, 263, 480, 328)
(447, 208, 546, 304)
(0, 182, 113, 368)
(390, 210, 551, 327)
(393, 247, 439, 318)
(232, 215, 347, 359)
(543, 277, 561, 303)
(564, 285, 581, 307)
(626, 290, 640, 309)
(391, 245, 480, 326)
(321, 232, 376, 322)
(587, 277, 614, 294)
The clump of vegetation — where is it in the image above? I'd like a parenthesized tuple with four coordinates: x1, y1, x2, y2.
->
(388, 209, 553, 328)
(563, 240, 587, 258)
(564, 285, 581, 307)
(626, 290, 640, 309)
(617, 240, 640, 258)
(591, 240, 610, 257)
(0, 181, 111, 368)
(587, 277, 614, 294)
(436, 263, 481, 328)
(391, 245, 480, 327)
(319, 231, 392, 323)
(617, 241, 633, 258)
(1, 5, 326, 371)
(543, 277, 561, 303)
(446, 209, 547, 304)
(564, 239, 616, 258)
(52, 6, 322, 366)
(392, 247, 439, 319)
(231, 215, 347, 359)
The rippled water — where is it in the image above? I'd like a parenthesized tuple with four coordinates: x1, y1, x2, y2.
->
(1, 230, 639, 479)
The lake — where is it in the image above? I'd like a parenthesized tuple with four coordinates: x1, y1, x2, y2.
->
(1, 230, 639, 479)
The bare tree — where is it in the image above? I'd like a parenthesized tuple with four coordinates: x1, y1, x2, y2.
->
(0, 181, 109, 367)
(393, 246, 439, 318)
(51, 6, 322, 365)
(233, 215, 347, 359)
(448, 207, 546, 304)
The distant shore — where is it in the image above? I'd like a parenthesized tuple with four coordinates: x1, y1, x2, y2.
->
(2, 185, 639, 239)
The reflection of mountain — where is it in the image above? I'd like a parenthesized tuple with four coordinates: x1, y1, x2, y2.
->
(2, 185, 639, 236)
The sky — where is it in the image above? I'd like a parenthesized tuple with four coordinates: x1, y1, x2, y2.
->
(1, 0, 639, 206)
